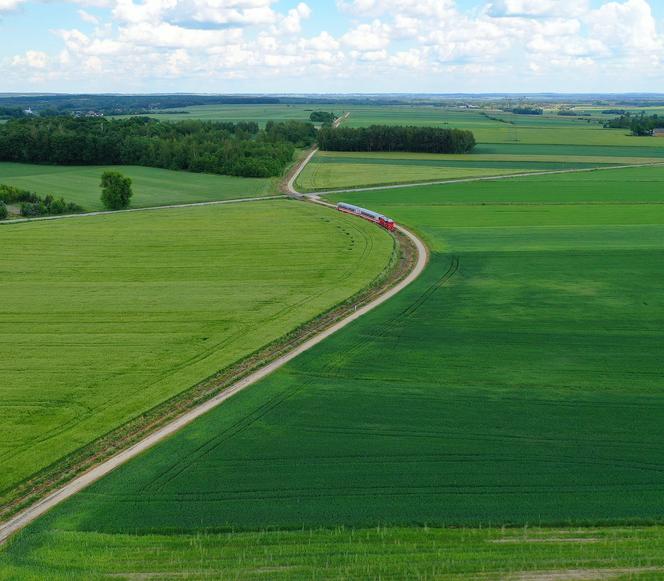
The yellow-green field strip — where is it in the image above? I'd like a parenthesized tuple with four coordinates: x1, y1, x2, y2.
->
(307, 160, 664, 195)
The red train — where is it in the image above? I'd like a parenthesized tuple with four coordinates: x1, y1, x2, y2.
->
(337, 202, 396, 231)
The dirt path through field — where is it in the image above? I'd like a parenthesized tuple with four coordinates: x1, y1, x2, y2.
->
(0, 139, 428, 544)
(0, 194, 287, 226)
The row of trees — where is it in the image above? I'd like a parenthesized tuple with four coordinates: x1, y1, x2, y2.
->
(604, 112, 664, 136)
(508, 107, 544, 115)
(0, 184, 84, 218)
(0, 117, 317, 178)
(317, 125, 476, 154)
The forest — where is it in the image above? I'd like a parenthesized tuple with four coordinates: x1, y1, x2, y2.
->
(317, 125, 476, 154)
(0, 117, 317, 178)
(604, 112, 664, 136)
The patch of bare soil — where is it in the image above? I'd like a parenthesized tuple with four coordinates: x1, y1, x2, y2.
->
(505, 567, 663, 581)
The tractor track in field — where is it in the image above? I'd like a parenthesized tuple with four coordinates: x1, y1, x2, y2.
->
(0, 120, 429, 544)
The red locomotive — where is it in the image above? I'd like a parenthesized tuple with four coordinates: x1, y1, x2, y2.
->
(337, 202, 396, 231)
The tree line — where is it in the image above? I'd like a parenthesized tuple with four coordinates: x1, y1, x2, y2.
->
(507, 107, 543, 115)
(604, 112, 664, 136)
(0, 117, 317, 178)
(309, 111, 337, 124)
(317, 125, 476, 154)
(0, 184, 84, 219)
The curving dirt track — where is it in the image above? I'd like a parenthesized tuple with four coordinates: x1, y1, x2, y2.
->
(0, 137, 428, 545)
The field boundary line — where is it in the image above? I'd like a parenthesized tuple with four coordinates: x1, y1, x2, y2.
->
(0, 137, 428, 544)
(0, 195, 287, 225)
(300, 160, 664, 196)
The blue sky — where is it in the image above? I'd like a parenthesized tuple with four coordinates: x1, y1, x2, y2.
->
(2, 0, 664, 93)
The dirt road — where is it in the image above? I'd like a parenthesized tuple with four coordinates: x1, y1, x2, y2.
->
(0, 195, 286, 226)
(0, 143, 428, 544)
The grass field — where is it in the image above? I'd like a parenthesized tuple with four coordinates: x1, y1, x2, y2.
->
(0, 163, 273, 211)
(5, 525, 664, 579)
(0, 200, 394, 503)
(294, 150, 659, 191)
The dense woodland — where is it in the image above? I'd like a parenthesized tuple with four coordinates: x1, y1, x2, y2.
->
(317, 125, 476, 154)
(0, 117, 317, 178)
(309, 111, 337, 124)
(604, 113, 664, 136)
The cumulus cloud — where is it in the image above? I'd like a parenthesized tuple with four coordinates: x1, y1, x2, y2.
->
(590, 0, 662, 52)
(11, 49, 49, 68)
(487, 0, 590, 18)
(3, 0, 664, 90)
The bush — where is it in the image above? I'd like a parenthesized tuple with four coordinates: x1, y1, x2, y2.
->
(100, 171, 133, 210)
(0, 183, 84, 217)
(0, 201, 7, 220)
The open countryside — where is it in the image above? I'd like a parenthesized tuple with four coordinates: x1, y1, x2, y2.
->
(2, 13, 664, 573)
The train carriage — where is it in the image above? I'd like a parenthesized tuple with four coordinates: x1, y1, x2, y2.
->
(337, 202, 396, 231)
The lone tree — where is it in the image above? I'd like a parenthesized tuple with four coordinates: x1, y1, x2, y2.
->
(100, 171, 133, 210)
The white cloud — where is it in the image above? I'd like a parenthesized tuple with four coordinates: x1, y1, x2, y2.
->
(3, 0, 664, 92)
(119, 22, 242, 48)
(590, 0, 662, 52)
(11, 49, 49, 68)
(487, 0, 590, 18)
(341, 20, 391, 51)
(0, 0, 25, 10)
(275, 2, 310, 35)
(77, 9, 99, 24)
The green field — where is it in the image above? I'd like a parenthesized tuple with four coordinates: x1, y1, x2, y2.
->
(3, 107, 664, 578)
(294, 150, 659, 191)
(0, 200, 393, 502)
(4, 525, 664, 579)
(0, 163, 273, 211)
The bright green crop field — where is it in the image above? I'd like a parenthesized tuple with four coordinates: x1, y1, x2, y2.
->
(2, 165, 663, 578)
(294, 150, 657, 191)
(5, 525, 664, 579)
(0, 163, 273, 211)
(0, 200, 394, 503)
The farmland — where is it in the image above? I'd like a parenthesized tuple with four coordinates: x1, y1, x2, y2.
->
(294, 150, 658, 191)
(0, 163, 274, 211)
(0, 200, 394, 503)
(2, 102, 664, 579)
(5, 525, 664, 579)
(0, 164, 660, 532)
